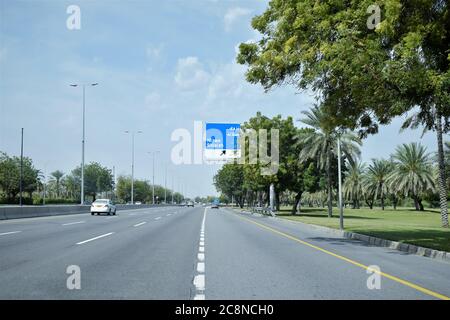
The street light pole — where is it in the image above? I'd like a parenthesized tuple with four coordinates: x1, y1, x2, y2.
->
(148, 151, 160, 204)
(171, 175, 174, 204)
(125, 130, 142, 204)
(70, 83, 98, 205)
(164, 166, 167, 204)
(19, 128, 23, 206)
(337, 133, 344, 230)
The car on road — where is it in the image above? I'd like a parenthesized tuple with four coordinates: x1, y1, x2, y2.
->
(135, 201, 142, 205)
(91, 199, 117, 216)
(187, 201, 194, 207)
(211, 199, 220, 209)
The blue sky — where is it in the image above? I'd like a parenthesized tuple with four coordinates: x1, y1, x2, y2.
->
(0, 0, 440, 198)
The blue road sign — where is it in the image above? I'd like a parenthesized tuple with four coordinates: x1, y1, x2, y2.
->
(205, 123, 241, 160)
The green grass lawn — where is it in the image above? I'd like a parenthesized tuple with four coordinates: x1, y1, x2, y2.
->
(275, 207, 450, 252)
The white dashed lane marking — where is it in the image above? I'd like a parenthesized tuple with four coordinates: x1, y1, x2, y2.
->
(197, 262, 205, 273)
(62, 221, 85, 226)
(76, 232, 114, 245)
(193, 208, 207, 300)
(133, 222, 147, 227)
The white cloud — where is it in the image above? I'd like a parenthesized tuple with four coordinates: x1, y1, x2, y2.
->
(224, 7, 251, 32)
(174, 56, 210, 90)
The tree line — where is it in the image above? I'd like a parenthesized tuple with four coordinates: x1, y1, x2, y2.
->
(0, 151, 184, 205)
(213, 112, 450, 221)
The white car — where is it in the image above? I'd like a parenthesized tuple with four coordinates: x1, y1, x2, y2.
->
(91, 199, 117, 216)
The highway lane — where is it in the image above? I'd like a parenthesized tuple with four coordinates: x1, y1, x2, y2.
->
(0, 205, 449, 300)
(206, 208, 450, 300)
(0, 206, 202, 299)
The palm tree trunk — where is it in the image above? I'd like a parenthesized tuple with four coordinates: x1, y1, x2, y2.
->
(436, 112, 449, 227)
(413, 195, 420, 211)
(327, 150, 333, 217)
(275, 190, 280, 211)
(292, 192, 302, 215)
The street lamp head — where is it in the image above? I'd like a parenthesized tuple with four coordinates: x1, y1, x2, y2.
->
(91, 83, 99, 86)
(69, 84, 78, 87)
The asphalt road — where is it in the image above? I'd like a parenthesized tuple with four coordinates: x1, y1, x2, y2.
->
(0, 206, 449, 300)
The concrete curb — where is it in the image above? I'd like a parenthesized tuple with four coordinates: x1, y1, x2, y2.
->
(231, 208, 450, 264)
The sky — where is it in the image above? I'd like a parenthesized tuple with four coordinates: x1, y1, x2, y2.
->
(0, 0, 441, 198)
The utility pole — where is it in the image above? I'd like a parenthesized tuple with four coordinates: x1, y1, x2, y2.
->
(19, 128, 24, 206)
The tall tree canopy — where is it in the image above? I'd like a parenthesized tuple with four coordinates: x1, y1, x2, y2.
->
(237, 0, 449, 226)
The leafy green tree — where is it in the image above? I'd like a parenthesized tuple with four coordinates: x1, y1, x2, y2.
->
(387, 143, 435, 211)
(71, 162, 113, 202)
(363, 159, 393, 210)
(242, 112, 319, 212)
(0, 151, 40, 203)
(214, 163, 246, 208)
(116, 176, 149, 203)
(237, 0, 449, 226)
(297, 106, 361, 217)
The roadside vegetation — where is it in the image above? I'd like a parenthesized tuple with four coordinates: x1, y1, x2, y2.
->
(0, 152, 182, 205)
(215, 0, 450, 239)
(277, 207, 450, 252)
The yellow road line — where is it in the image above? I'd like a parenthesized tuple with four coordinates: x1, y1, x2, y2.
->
(235, 213, 449, 300)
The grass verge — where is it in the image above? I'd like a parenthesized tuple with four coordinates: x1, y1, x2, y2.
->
(275, 207, 450, 252)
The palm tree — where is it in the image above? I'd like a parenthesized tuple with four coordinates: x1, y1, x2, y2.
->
(343, 161, 366, 209)
(402, 110, 448, 226)
(387, 143, 435, 211)
(297, 105, 362, 217)
(50, 170, 64, 198)
(363, 159, 393, 210)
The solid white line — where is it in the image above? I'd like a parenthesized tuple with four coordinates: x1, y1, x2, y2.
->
(62, 221, 85, 226)
(199, 241, 205, 246)
(197, 262, 205, 273)
(133, 222, 147, 227)
(0, 231, 21, 236)
(199, 246, 205, 252)
(194, 294, 205, 300)
(154, 217, 161, 220)
(198, 253, 205, 261)
(76, 232, 114, 245)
